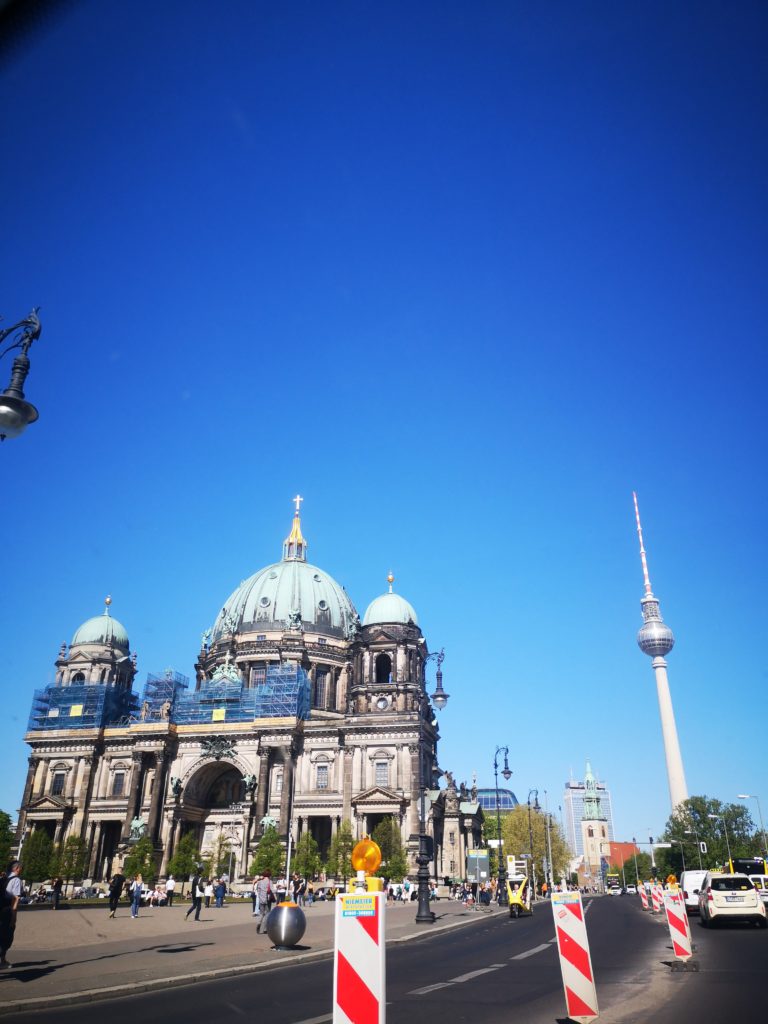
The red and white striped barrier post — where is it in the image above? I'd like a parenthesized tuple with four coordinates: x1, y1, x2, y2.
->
(333, 890, 386, 1024)
(551, 891, 599, 1024)
(650, 884, 662, 913)
(663, 890, 694, 967)
(639, 884, 649, 911)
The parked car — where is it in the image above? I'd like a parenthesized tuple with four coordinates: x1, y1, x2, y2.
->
(748, 875, 768, 910)
(680, 869, 708, 915)
(626, 884, 637, 895)
(698, 872, 767, 928)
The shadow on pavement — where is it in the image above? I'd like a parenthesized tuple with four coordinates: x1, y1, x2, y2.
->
(1, 942, 215, 985)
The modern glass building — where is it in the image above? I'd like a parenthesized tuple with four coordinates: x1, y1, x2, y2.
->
(476, 788, 519, 812)
(562, 776, 615, 857)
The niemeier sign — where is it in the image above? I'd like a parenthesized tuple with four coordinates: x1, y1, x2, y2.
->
(340, 894, 376, 917)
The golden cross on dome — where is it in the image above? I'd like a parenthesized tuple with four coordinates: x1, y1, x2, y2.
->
(293, 494, 304, 515)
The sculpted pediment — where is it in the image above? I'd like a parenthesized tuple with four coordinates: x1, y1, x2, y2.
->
(367, 628, 400, 644)
(26, 794, 68, 811)
(352, 786, 403, 805)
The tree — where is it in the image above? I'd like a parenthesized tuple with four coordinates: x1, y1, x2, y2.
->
(292, 833, 321, 879)
(610, 851, 652, 886)
(123, 835, 158, 884)
(21, 829, 53, 884)
(372, 817, 408, 880)
(52, 835, 88, 888)
(0, 811, 13, 869)
(500, 805, 572, 888)
(659, 795, 759, 876)
(250, 825, 284, 877)
(326, 820, 354, 883)
(166, 831, 200, 893)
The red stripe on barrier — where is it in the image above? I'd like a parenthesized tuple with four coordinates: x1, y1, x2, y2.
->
(337, 951, 379, 1024)
(356, 906, 379, 945)
(566, 901, 584, 922)
(668, 912, 687, 938)
(672, 939, 689, 959)
(566, 984, 597, 1019)
(557, 925, 593, 982)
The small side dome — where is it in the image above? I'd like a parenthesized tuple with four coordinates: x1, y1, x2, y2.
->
(71, 596, 129, 650)
(363, 575, 419, 626)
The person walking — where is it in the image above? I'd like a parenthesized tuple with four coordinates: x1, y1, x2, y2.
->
(185, 867, 203, 922)
(130, 874, 143, 918)
(214, 878, 225, 908)
(0, 860, 23, 970)
(251, 875, 259, 916)
(165, 874, 175, 907)
(52, 877, 63, 910)
(108, 870, 125, 918)
(204, 879, 213, 908)
(255, 870, 273, 934)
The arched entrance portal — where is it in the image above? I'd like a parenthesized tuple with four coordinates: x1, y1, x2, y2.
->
(180, 761, 249, 878)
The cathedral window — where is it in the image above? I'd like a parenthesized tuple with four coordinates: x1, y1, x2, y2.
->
(252, 665, 266, 687)
(51, 772, 66, 796)
(587, 826, 594, 838)
(316, 764, 329, 790)
(375, 761, 389, 787)
(72, 672, 85, 683)
(375, 653, 392, 685)
(314, 668, 329, 709)
(112, 772, 125, 796)
(274, 769, 283, 796)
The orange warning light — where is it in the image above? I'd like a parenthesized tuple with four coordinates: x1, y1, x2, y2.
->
(351, 837, 382, 875)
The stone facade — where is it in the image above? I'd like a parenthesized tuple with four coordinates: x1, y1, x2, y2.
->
(16, 505, 482, 882)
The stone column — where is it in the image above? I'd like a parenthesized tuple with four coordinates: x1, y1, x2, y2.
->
(279, 752, 294, 837)
(409, 744, 421, 837)
(255, 747, 271, 824)
(19, 756, 36, 813)
(147, 752, 167, 842)
(122, 752, 144, 841)
(74, 755, 96, 838)
(342, 749, 354, 823)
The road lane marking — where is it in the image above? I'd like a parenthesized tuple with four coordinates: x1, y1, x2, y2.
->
(511, 942, 551, 960)
(289, 1016, 332, 1024)
(409, 965, 503, 995)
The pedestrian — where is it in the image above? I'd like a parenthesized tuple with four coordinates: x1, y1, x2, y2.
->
(251, 875, 259, 916)
(130, 874, 143, 918)
(214, 878, 226, 908)
(52, 876, 63, 910)
(185, 867, 203, 921)
(255, 870, 273, 933)
(204, 879, 213, 908)
(0, 860, 23, 969)
(108, 869, 126, 918)
(165, 874, 175, 907)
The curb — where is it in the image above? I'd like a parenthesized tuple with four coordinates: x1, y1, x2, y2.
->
(0, 908, 492, 1017)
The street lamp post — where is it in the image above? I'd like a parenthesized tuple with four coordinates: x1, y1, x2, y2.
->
(0, 308, 41, 441)
(527, 789, 539, 899)
(493, 746, 512, 906)
(631, 838, 640, 886)
(543, 790, 555, 893)
(684, 826, 704, 870)
(738, 794, 768, 860)
(670, 839, 686, 874)
(415, 650, 448, 924)
(708, 813, 733, 867)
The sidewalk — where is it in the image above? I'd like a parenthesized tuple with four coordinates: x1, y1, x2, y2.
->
(0, 897, 493, 1016)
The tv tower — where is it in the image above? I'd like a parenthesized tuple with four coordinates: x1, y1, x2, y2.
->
(633, 493, 689, 810)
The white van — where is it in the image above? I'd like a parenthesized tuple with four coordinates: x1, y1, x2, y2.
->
(749, 875, 768, 909)
(680, 869, 708, 914)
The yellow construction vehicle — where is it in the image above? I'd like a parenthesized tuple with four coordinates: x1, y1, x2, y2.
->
(506, 856, 532, 918)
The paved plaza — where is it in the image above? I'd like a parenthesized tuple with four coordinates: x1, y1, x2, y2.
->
(0, 897, 488, 1016)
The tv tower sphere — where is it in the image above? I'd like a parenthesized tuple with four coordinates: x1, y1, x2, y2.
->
(637, 598, 675, 657)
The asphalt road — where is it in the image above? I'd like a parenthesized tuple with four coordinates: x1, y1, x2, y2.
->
(6, 897, 766, 1023)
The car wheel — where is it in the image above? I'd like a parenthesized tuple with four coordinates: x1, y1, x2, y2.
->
(700, 914, 709, 928)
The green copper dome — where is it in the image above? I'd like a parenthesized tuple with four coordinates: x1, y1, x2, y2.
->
(71, 599, 129, 650)
(363, 575, 419, 627)
(211, 503, 359, 641)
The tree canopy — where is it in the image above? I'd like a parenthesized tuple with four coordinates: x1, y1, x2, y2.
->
(0, 811, 14, 869)
(326, 820, 354, 882)
(371, 817, 408, 880)
(21, 829, 53, 884)
(123, 835, 158, 883)
(500, 804, 571, 886)
(166, 832, 200, 883)
(51, 835, 88, 885)
(658, 795, 760, 877)
(250, 825, 284, 877)
(292, 832, 321, 879)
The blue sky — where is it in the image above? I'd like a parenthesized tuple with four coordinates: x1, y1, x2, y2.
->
(1, 1, 766, 847)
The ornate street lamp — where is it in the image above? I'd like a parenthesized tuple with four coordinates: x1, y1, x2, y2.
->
(493, 746, 512, 906)
(0, 308, 41, 441)
(415, 649, 448, 924)
(527, 789, 539, 898)
(738, 794, 768, 860)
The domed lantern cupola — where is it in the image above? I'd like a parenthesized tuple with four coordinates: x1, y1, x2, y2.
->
(282, 494, 307, 562)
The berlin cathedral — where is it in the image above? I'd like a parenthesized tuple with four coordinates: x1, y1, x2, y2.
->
(16, 500, 483, 882)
